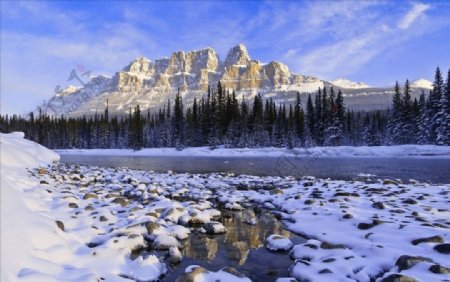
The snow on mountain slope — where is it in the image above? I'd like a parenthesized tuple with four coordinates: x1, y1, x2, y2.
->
(36, 44, 329, 117)
(331, 78, 370, 89)
(36, 44, 428, 117)
(411, 79, 433, 90)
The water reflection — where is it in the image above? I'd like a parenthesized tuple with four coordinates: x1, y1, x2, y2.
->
(180, 208, 298, 266)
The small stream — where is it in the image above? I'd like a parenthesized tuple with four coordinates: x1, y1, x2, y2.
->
(141, 207, 305, 281)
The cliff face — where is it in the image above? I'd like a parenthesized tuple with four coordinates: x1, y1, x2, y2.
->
(112, 44, 313, 93)
(40, 43, 329, 116)
(38, 43, 432, 117)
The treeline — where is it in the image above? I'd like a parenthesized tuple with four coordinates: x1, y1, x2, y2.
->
(1, 68, 448, 149)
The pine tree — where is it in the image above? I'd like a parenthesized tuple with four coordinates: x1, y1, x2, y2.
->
(388, 81, 403, 144)
(294, 92, 304, 143)
(173, 89, 184, 150)
(324, 89, 346, 146)
(314, 88, 323, 144)
(436, 69, 450, 145)
(399, 80, 416, 144)
(417, 91, 430, 144)
(305, 94, 315, 146)
(429, 67, 444, 143)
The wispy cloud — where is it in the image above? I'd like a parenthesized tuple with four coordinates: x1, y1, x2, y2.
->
(1, 1, 449, 114)
(398, 3, 431, 30)
(277, 1, 440, 80)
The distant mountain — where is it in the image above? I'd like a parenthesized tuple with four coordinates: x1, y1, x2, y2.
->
(37, 44, 429, 116)
(411, 79, 433, 90)
(330, 78, 370, 89)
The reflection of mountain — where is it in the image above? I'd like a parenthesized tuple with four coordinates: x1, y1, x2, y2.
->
(226, 241, 249, 265)
(180, 208, 293, 266)
(181, 236, 218, 261)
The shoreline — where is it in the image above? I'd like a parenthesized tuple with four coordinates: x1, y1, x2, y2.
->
(55, 145, 450, 159)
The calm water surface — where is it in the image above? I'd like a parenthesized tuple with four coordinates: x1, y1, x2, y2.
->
(60, 155, 450, 183)
(160, 208, 305, 281)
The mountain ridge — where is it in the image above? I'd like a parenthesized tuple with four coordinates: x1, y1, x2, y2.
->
(38, 44, 431, 117)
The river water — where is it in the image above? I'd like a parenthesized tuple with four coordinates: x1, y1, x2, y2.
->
(58, 154, 449, 281)
(60, 155, 450, 183)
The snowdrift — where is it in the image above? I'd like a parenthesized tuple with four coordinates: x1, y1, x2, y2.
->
(1, 132, 60, 281)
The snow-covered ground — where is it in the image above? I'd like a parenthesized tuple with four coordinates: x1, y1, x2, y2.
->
(1, 132, 61, 281)
(2, 132, 450, 281)
(56, 144, 450, 158)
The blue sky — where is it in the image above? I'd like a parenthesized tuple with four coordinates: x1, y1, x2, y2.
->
(1, 0, 450, 115)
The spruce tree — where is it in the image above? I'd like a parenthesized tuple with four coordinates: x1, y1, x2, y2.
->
(436, 69, 450, 145)
(429, 67, 444, 143)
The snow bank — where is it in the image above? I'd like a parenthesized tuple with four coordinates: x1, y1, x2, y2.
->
(1, 132, 167, 282)
(56, 144, 450, 158)
(1, 132, 60, 281)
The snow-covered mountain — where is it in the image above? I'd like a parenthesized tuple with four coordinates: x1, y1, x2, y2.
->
(330, 78, 370, 89)
(37, 44, 428, 116)
(411, 79, 433, 90)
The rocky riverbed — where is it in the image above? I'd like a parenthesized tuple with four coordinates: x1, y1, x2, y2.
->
(30, 163, 450, 281)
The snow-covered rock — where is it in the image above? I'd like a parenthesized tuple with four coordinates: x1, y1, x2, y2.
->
(331, 78, 370, 89)
(177, 265, 252, 282)
(265, 234, 294, 251)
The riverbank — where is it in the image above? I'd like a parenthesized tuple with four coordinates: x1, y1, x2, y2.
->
(56, 145, 450, 158)
(2, 132, 449, 281)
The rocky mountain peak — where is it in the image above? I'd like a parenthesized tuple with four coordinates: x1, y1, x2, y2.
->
(225, 43, 250, 66)
(123, 57, 152, 74)
(40, 44, 334, 117)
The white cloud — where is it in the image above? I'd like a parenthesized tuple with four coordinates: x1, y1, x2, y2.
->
(398, 3, 431, 30)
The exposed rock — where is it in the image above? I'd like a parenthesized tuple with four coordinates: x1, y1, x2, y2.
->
(39, 44, 329, 117)
(203, 221, 227, 234)
(83, 192, 98, 200)
(372, 201, 385, 209)
(433, 243, 450, 254)
(304, 199, 315, 205)
(395, 255, 432, 271)
(55, 220, 65, 231)
(112, 197, 129, 207)
(411, 235, 444, 245)
(343, 213, 353, 219)
(322, 258, 336, 263)
(145, 222, 161, 234)
(383, 179, 398, 185)
(357, 219, 383, 230)
(320, 241, 346, 249)
(318, 268, 333, 274)
(429, 264, 450, 274)
(402, 198, 418, 205)
(224, 43, 250, 66)
(381, 274, 418, 282)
